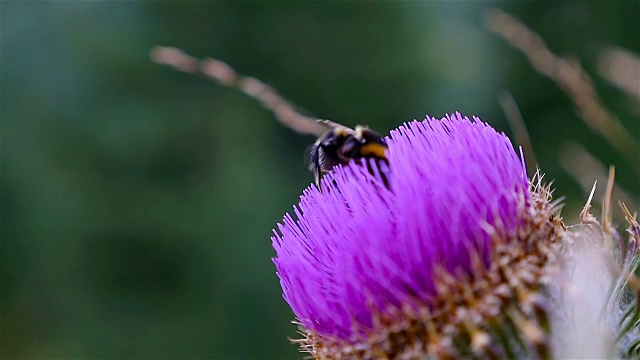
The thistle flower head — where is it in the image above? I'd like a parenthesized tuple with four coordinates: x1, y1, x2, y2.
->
(272, 113, 565, 358)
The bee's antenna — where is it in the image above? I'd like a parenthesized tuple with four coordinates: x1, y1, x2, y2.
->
(150, 46, 329, 137)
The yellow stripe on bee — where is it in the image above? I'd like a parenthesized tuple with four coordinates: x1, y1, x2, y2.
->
(359, 143, 388, 158)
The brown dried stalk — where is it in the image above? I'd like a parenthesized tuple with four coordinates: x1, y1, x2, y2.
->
(484, 9, 639, 173)
(598, 47, 640, 103)
(150, 46, 328, 137)
(559, 143, 638, 220)
(498, 91, 539, 176)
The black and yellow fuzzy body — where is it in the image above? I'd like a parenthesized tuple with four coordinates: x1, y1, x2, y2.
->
(308, 120, 389, 189)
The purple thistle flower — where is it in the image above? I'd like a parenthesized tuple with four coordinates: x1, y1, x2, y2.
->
(272, 114, 532, 339)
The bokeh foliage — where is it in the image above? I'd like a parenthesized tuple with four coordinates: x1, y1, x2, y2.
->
(1, 1, 638, 359)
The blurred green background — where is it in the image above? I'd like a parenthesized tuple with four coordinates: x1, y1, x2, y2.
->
(2, 1, 638, 359)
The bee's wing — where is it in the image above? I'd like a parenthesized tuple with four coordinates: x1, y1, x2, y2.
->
(316, 119, 346, 130)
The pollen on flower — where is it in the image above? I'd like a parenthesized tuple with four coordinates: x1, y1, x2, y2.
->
(272, 113, 564, 358)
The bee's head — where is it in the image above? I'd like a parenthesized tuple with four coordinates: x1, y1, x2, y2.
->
(340, 131, 363, 158)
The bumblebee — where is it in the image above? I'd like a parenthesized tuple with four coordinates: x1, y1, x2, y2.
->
(309, 120, 389, 188)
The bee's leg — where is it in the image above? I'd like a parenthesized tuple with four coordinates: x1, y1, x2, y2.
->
(309, 146, 323, 189)
(378, 159, 391, 190)
(314, 166, 322, 189)
(363, 158, 391, 191)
